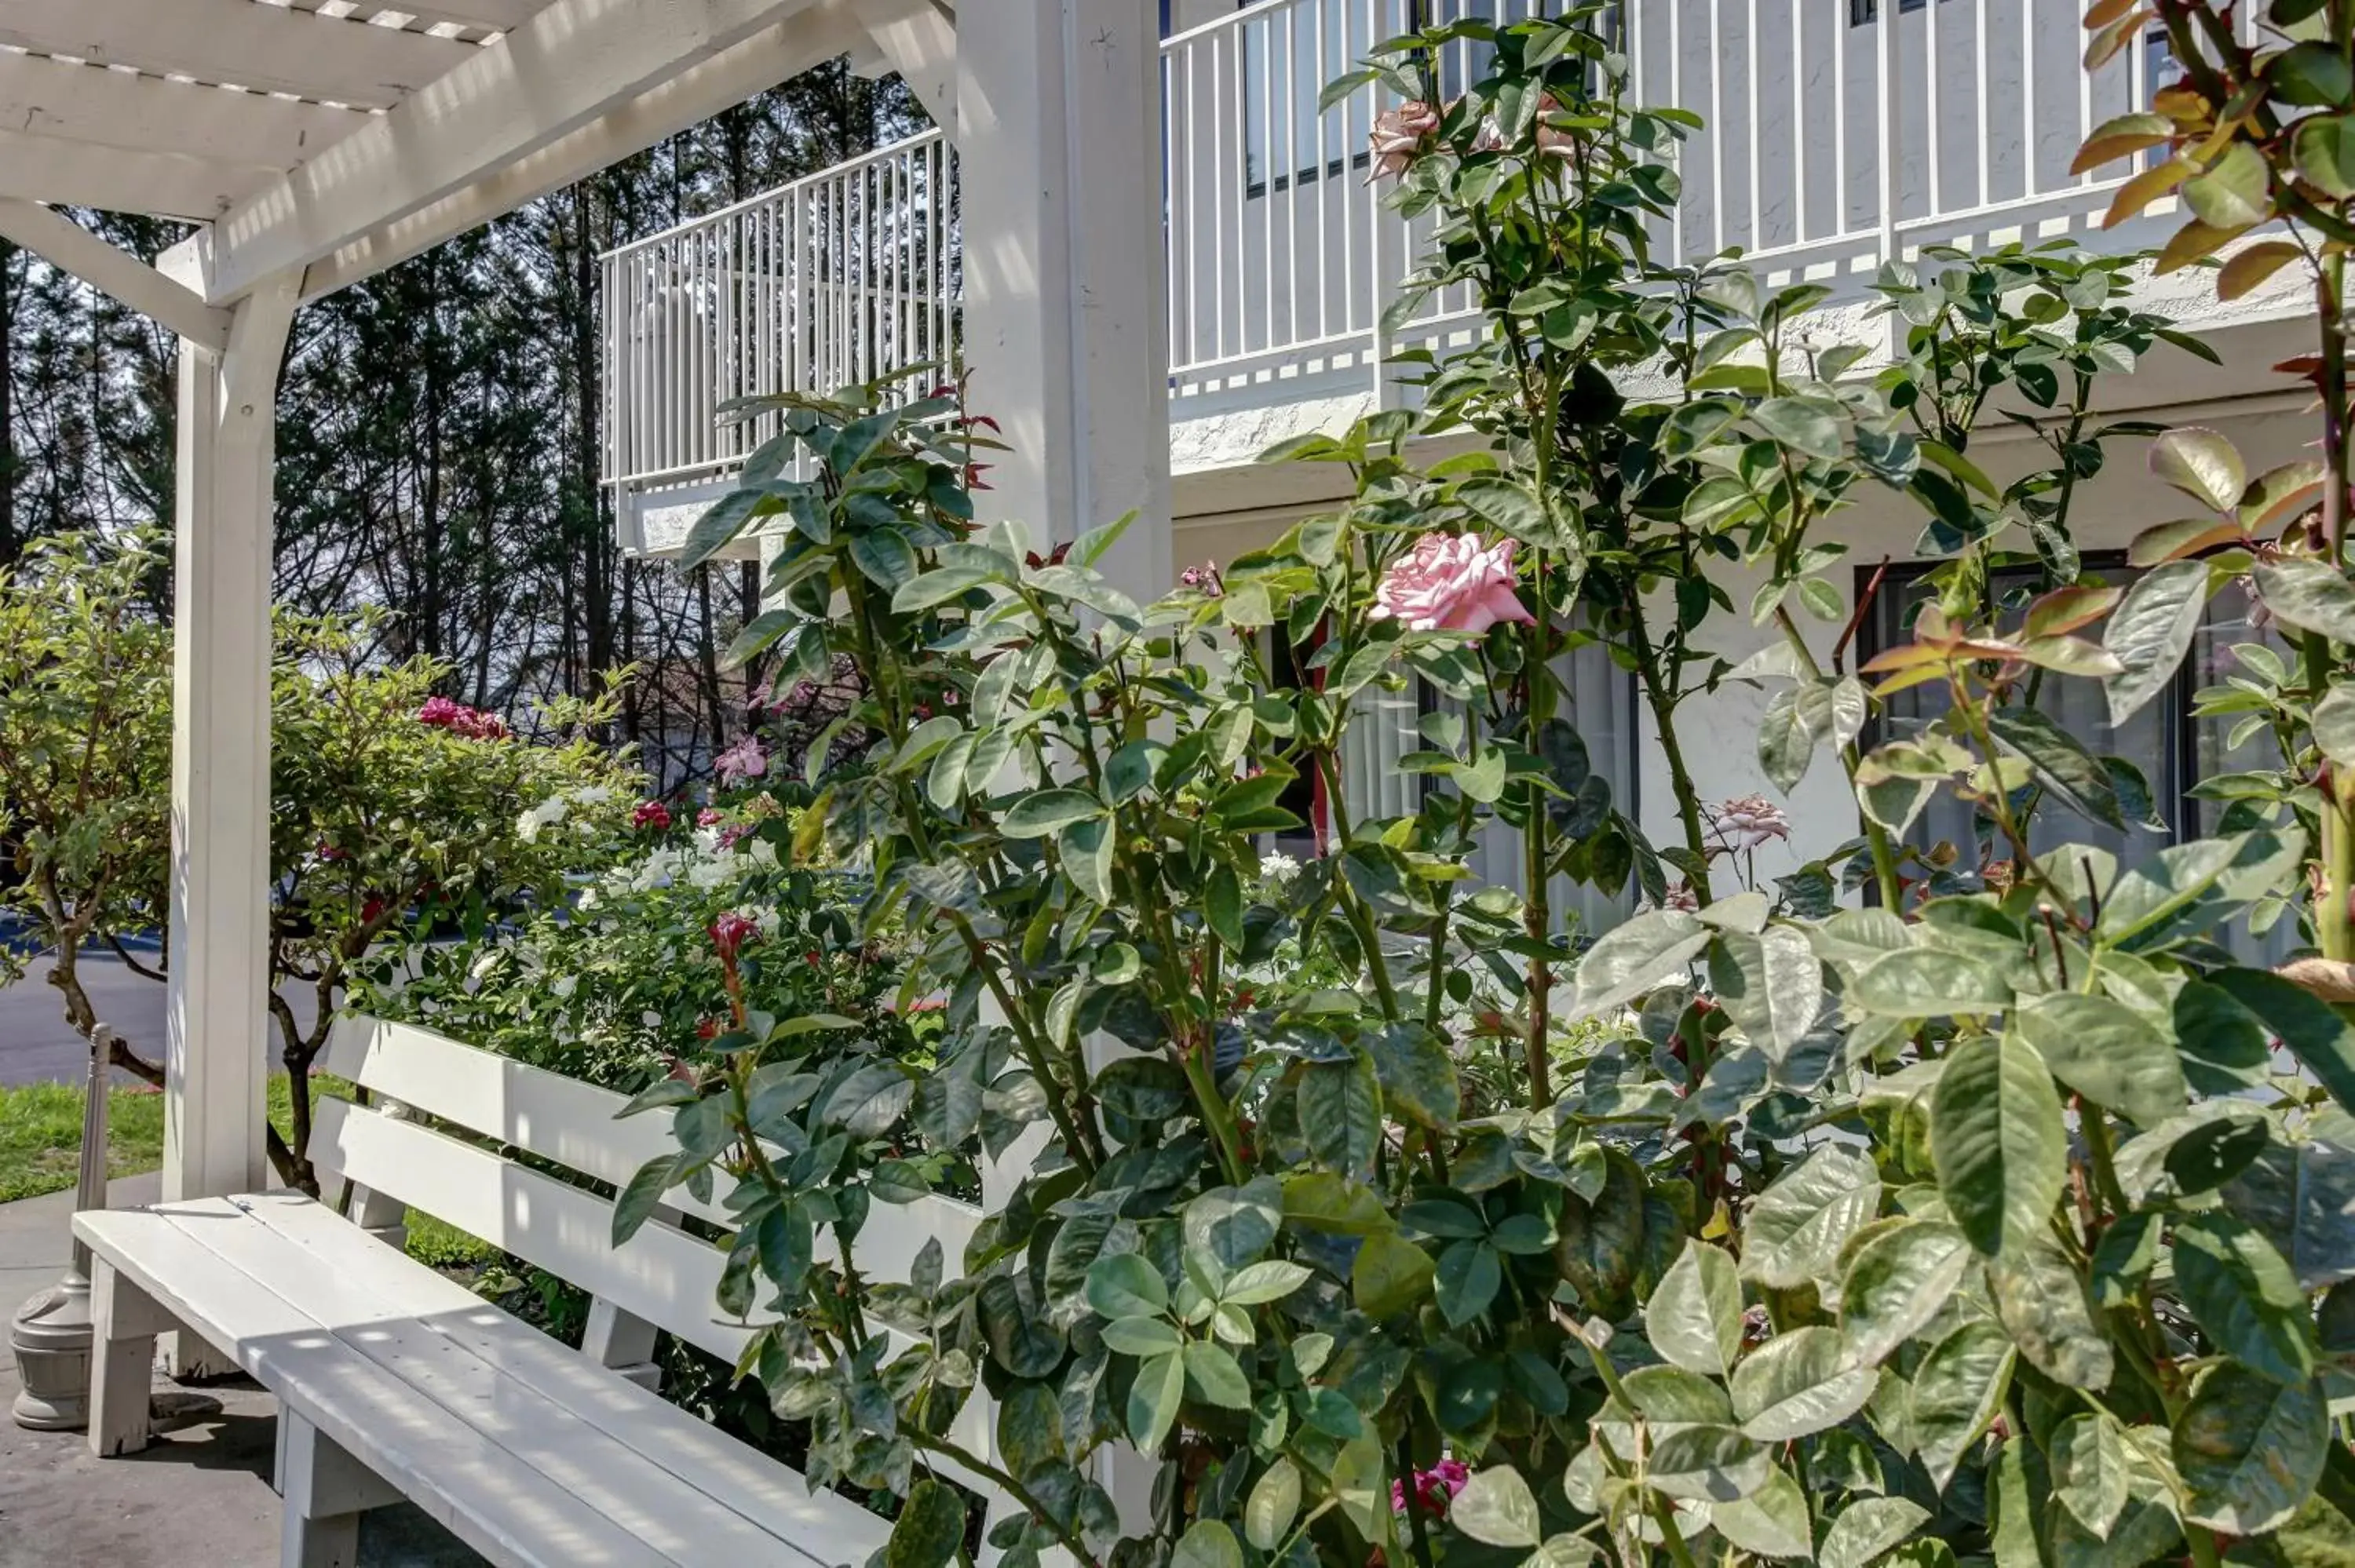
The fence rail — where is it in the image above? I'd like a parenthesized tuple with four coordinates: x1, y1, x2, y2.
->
(605, 2, 2180, 497)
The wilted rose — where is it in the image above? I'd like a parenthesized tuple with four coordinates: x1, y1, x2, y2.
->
(1368, 100, 1440, 181)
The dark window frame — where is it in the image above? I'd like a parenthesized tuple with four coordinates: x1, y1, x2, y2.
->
(1850, 553, 2236, 853)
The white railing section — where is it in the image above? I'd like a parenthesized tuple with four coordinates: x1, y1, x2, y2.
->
(602, 130, 956, 497)
(604, 4, 2180, 496)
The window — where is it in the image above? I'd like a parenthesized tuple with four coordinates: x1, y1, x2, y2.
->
(1334, 638, 1641, 936)
(1858, 558, 2294, 960)
(1848, 0, 1937, 24)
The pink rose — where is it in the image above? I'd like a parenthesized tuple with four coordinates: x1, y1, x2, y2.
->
(1368, 100, 1440, 181)
(708, 913, 759, 961)
(1369, 533, 1535, 636)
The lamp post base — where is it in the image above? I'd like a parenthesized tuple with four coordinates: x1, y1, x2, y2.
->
(9, 1274, 95, 1430)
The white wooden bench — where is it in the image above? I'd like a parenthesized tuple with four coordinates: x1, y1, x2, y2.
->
(72, 1014, 991, 1568)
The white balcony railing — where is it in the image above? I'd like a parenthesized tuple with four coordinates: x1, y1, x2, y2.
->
(604, 1, 2190, 501)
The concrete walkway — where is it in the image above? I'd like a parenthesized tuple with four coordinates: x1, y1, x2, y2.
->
(0, 1175, 481, 1566)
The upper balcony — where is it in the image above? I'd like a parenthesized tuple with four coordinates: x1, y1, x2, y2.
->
(604, 0, 2203, 555)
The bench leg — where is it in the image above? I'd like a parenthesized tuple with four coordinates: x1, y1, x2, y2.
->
(581, 1296, 663, 1391)
(278, 1412, 400, 1568)
(88, 1260, 171, 1457)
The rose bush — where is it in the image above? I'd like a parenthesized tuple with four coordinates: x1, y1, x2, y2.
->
(636, 6, 2355, 1566)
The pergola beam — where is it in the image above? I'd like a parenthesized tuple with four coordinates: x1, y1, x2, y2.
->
(0, 201, 232, 355)
(0, 53, 370, 176)
(296, 0, 872, 301)
(307, 0, 549, 34)
(186, 0, 832, 306)
(0, 129, 263, 221)
(0, 0, 479, 111)
(860, 0, 958, 136)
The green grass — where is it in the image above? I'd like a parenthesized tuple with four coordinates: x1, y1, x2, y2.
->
(0, 1069, 498, 1271)
(0, 1079, 168, 1205)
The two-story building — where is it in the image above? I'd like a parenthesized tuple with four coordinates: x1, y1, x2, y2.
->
(602, 0, 2317, 932)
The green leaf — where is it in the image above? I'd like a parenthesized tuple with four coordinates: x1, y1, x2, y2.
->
(1841, 1220, 1973, 1366)
(816, 1062, 914, 1140)
(2051, 1413, 2130, 1541)
(616, 1078, 700, 1118)
(1849, 948, 2012, 1016)
(2151, 428, 2249, 512)
(884, 1478, 967, 1568)
(1931, 1033, 2066, 1256)
(1301, 1057, 1382, 1181)
(999, 788, 1105, 840)
(1911, 1321, 2016, 1491)
(2223, 1137, 2355, 1289)
(1353, 1229, 1436, 1319)
(1752, 396, 1846, 461)
(1758, 684, 1818, 794)
(1986, 1233, 2114, 1390)
(1624, 1366, 1736, 1424)
(2175, 1365, 2328, 1535)
(1364, 1023, 1461, 1129)
(677, 487, 764, 571)
(1451, 1467, 1543, 1548)
(1820, 1497, 1932, 1568)
(1170, 1519, 1243, 1568)
(1987, 706, 2124, 831)
(1221, 1259, 1312, 1307)
(1707, 1465, 1814, 1560)
(1100, 1315, 1181, 1356)
(1732, 1326, 1879, 1442)
(1741, 1145, 1882, 1289)
(1646, 1239, 1744, 1378)
(2102, 558, 2208, 727)
(892, 564, 997, 613)
(1182, 1340, 1252, 1409)
(2295, 112, 2355, 199)
(1710, 926, 1824, 1061)
(2010, 994, 2186, 1126)
(1127, 1350, 1185, 1449)
(2254, 556, 2355, 644)
(2315, 684, 2355, 767)
(1086, 1253, 1169, 1320)
(1059, 815, 1115, 906)
(849, 528, 917, 589)
(611, 1152, 682, 1247)
(1647, 1425, 1772, 1502)
(2185, 143, 2273, 228)
(1244, 1459, 1302, 1552)
(2171, 1212, 2317, 1385)
(1434, 1241, 1502, 1326)
(1571, 910, 1709, 1016)
(2209, 967, 2355, 1119)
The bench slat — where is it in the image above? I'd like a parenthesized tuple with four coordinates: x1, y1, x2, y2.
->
(72, 1205, 677, 1568)
(232, 1192, 890, 1563)
(319, 1016, 733, 1227)
(150, 1195, 869, 1568)
(312, 1095, 761, 1365)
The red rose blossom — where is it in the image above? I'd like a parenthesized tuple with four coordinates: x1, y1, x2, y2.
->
(709, 913, 760, 961)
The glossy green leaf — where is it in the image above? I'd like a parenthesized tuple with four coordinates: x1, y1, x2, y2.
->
(1708, 1464, 1814, 1559)
(1244, 1458, 1302, 1551)
(1820, 1497, 1932, 1568)
(1646, 1238, 1744, 1378)
(1646, 1425, 1772, 1502)
(1986, 1233, 2114, 1390)
(1841, 1220, 1973, 1366)
(1170, 1519, 1243, 1568)
(2175, 1364, 2329, 1536)
(2050, 1413, 2130, 1541)
(1352, 1229, 1435, 1319)
(1911, 1321, 2016, 1491)
(1365, 1023, 1461, 1129)
(883, 1478, 967, 1568)
(1128, 1350, 1184, 1449)
(1742, 1145, 1882, 1289)
(2254, 556, 2355, 644)
(1451, 1467, 1543, 1548)
(1300, 1056, 1382, 1180)
(1731, 1326, 1879, 1442)
(998, 787, 1104, 839)
(1849, 948, 2012, 1016)
(2010, 993, 2186, 1127)
(2171, 1212, 2317, 1385)
(1931, 1033, 2066, 1256)
(2101, 558, 2207, 727)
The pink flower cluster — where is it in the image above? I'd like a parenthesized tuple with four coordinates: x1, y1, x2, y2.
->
(1371, 534, 1535, 636)
(1391, 1459, 1470, 1516)
(631, 800, 673, 832)
(417, 695, 509, 741)
(715, 735, 769, 786)
(1704, 794, 1791, 855)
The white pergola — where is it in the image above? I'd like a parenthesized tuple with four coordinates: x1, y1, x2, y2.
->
(2, 0, 1170, 1359)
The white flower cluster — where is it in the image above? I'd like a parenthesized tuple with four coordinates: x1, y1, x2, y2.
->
(516, 785, 618, 844)
(579, 825, 779, 905)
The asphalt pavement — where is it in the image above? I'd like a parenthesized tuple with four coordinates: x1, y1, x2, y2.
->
(0, 954, 316, 1088)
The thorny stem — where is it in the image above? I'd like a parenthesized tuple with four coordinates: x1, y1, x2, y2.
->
(904, 1430, 1103, 1568)
(1312, 746, 1404, 1022)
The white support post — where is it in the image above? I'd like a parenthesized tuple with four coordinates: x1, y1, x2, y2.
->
(161, 266, 298, 1375)
(956, 0, 1173, 607)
